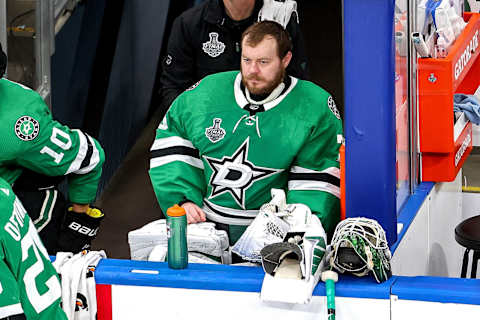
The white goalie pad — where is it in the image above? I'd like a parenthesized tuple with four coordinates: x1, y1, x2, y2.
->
(231, 207, 290, 262)
(281, 203, 313, 232)
(232, 189, 314, 263)
(258, 0, 299, 29)
(260, 215, 327, 304)
(148, 245, 221, 264)
(232, 189, 290, 262)
(128, 220, 229, 260)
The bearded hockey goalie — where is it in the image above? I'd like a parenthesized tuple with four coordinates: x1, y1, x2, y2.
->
(149, 22, 342, 254)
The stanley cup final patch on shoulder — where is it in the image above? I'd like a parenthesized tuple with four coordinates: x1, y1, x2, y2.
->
(327, 96, 341, 120)
(15, 115, 40, 141)
(205, 118, 226, 143)
(203, 32, 226, 58)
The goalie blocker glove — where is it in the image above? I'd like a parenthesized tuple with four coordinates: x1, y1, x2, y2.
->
(57, 207, 104, 253)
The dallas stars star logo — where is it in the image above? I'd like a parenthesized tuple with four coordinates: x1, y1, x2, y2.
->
(204, 138, 282, 209)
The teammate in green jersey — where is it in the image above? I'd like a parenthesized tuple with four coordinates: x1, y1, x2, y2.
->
(0, 178, 67, 320)
(149, 21, 342, 244)
(0, 43, 105, 254)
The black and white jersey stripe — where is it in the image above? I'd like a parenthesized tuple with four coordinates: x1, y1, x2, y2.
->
(288, 166, 340, 198)
(150, 136, 204, 169)
(66, 130, 101, 175)
(203, 199, 256, 226)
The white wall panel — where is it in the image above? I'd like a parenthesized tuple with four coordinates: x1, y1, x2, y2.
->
(111, 285, 390, 320)
(462, 192, 480, 221)
(391, 296, 480, 320)
(427, 171, 463, 277)
(393, 171, 464, 277)
(392, 201, 429, 276)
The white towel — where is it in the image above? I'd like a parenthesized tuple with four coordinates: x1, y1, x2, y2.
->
(53, 250, 106, 320)
(258, 0, 299, 29)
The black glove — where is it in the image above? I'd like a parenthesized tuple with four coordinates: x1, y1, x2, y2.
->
(57, 206, 104, 253)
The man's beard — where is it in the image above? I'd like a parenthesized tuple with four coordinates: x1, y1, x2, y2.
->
(241, 67, 285, 96)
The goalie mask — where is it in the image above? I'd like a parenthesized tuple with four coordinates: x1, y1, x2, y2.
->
(328, 217, 392, 283)
(0, 42, 6, 79)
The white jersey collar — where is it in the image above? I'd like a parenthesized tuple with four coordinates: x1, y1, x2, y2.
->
(233, 72, 298, 111)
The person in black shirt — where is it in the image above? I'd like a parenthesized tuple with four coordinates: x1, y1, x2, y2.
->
(158, 0, 308, 114)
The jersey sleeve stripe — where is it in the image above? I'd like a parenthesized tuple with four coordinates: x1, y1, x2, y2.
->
(289, 172, 340, 187)
(290, 166, 340, 178)
(0, 303, 23, 319)
(150, 155, 204, 169)
(72, 133, 101, 175)
(33, 189, 57, 232)
(288, 180, 340, 198)
(204, 199, 258, 217)
(203, 200, 254, 226)
(66, 129, 99, 175)
(79, 134, 94, 169)
(150, 136, 202, 169)
(66, 129, 88, 174)
(150, 146, 200, 159)
(151, 136, 194, 151)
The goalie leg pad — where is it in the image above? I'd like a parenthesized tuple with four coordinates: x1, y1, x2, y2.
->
(57, 208, 104, 253)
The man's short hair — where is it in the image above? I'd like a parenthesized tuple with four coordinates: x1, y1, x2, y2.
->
(241, 21, 292, 59)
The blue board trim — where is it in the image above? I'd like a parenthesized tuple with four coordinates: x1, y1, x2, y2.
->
(94, 258, 390, 299)
(391, 182, 435, 253)
(330, 274, 393, 299)
(392, 276, 480, 305)
(92, 257, 480, 304)
(95, 259, 264, 293)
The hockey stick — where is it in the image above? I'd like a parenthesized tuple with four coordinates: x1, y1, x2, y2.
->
(321, 270, 338, 320)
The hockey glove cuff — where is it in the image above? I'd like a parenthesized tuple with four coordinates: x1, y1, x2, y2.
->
(57, 206, 104, 253)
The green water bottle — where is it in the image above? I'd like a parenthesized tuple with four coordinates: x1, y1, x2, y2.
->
(166, 204, 188, 269)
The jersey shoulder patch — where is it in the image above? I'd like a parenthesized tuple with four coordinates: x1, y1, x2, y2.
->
(14, 115, 40, 141)
(327, 96, 341, 120)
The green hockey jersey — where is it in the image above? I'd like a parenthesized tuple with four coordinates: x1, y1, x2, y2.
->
(0, 178, 66, 319)
(0, 79, 105, 204)
(149, 71, 342, 235)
